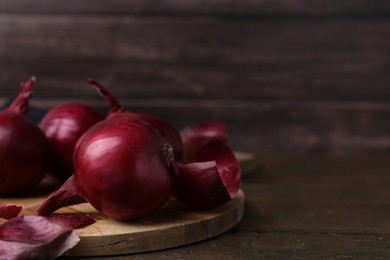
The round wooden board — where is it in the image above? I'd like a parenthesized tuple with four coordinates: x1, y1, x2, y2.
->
(0, 152, 252, 256)
(0, 187, 244, 257)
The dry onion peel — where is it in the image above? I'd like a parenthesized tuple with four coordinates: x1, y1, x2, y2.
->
(0, 215, 80, 259)
(0, 203, 22, 220)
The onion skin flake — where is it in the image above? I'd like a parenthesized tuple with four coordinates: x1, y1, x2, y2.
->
(0, 215, 80, 260)
(0, 204, 22, 220)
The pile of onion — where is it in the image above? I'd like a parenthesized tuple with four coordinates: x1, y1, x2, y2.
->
(37, 79, 241, 220)
(0, 78, 241, 260)
(0, 77, 51, 195)
(39, 103, 104, 180)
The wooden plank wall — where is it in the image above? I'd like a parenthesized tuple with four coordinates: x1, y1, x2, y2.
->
(1, 1, 390, 154)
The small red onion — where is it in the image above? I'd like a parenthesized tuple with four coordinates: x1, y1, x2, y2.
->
(40, 103, 104, 180)
(0, 77, 51, 195)
(0, 215, 79, 259)
(174, 139, 241, 208)
(87, 79, 183, 161)
(180, 121, 227, 162)
(38, 117, 174, 221)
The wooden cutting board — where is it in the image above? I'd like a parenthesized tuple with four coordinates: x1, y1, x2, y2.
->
(0, 187, 244, 256)
(0, 152, 250, 256)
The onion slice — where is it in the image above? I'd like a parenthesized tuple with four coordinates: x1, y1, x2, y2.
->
(0, 215, 80, 259)
(174, 139, 241, 208)
(0, 203, 22, 220)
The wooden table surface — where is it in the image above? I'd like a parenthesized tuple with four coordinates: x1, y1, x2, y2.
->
(58, 154, 389, 259)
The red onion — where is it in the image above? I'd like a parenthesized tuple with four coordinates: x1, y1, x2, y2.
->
(87, 79, 183, 161)
(181, 121, 227, 142)
(0, 77, 51, 195)
(180, 121, 228, 162)
(38, 117, 174, 221)
(174, 139, 241, 208)
(49, 214, 96, 229)
(40, 103, 104, 180)
(0, 215, 79, 259)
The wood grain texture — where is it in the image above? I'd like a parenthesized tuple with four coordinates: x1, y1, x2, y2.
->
(1, 0, 390, 15)
(53, 154, 389, 259)
(1, 17, 390, 101)
(1, 3, 390, 154)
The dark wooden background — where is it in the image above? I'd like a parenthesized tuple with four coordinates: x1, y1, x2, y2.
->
(1, 0, 390, 154)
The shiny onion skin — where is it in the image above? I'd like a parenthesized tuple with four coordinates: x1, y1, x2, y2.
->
(73, 117, 174, 221)
(39, 103, 104, 180)
(87, 79, 183, 161)
(0, 77, 51, 195)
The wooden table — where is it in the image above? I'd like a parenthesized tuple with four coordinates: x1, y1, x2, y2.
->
(58, 154, 389, 259)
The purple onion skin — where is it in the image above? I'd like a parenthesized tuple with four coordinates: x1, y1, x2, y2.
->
(0, 203, 22, 220)
(73, 117, 174, 221)
(39, 103, 104, 180)
(0, 215, 80, 259)
(108, 111, 183, 161)
(0, 77, 51, 195)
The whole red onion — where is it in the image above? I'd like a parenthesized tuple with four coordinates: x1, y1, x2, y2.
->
(39, 103, 104, 180)
(38, 117, 175, 221)
(0, 77, 51, 195)
(87, 79, 183, 161)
